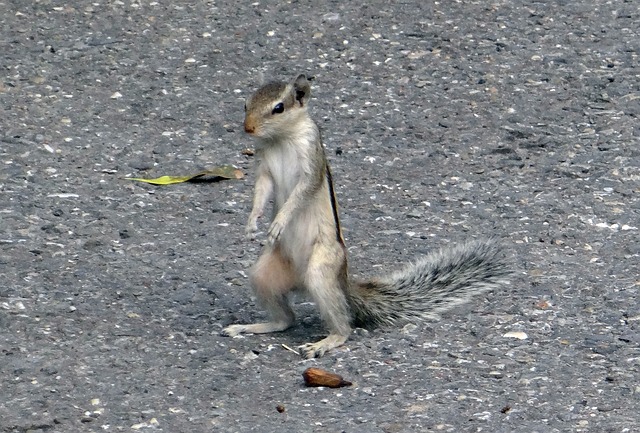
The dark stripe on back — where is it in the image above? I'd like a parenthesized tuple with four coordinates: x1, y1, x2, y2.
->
(325, 165, 345, 245)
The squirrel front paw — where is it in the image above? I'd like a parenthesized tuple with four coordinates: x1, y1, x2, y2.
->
(245, 221, 258, 240)
(245, 210, 262, 240)
(267, 217, 287, 245)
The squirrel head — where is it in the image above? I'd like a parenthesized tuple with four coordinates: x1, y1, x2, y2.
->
(244, 74, 311, 140)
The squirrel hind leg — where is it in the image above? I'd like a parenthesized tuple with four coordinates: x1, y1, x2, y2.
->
(299, 244, 351, 358)
(221, 247, 297, 337)
(220, 291, 295, 337)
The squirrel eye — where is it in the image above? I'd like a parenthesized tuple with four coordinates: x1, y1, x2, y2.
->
(272, 103, 285, 114)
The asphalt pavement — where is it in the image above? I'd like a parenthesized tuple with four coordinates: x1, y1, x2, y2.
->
(1, 1, 639, 432)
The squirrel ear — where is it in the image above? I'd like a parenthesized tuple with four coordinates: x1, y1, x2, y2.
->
(293, 74, 311, 106)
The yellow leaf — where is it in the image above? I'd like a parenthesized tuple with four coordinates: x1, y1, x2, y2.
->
(125, 165, 243, 185)
(126, 175, 196, 185)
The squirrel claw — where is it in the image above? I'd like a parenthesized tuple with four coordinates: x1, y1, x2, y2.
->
(267, 220, 285, 245)
(245, 220, 259, 240)
(221, 325, 245, 337)
(298, 334, 349, 358)
(298, 343, 325, 359)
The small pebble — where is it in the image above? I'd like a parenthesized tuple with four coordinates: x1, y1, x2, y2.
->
(503, 331, 528, 340)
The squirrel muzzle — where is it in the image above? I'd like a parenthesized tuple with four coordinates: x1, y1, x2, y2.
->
(244, 115, 257, 135)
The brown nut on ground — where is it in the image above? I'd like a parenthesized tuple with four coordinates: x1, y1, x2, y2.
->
(302, 367, 352, 388)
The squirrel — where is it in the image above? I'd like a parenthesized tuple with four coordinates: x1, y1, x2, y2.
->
(221, 74, 511, 358)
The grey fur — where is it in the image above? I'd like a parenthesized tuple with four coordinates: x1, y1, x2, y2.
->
(348, 239, 511, 328)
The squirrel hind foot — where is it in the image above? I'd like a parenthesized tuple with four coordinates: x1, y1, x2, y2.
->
(298, 334, 349, 358)
(220, 324, 247, 337)
(221, 321, 293, 337)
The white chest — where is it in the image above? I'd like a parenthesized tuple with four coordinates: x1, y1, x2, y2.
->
(263, 144, 302, 207)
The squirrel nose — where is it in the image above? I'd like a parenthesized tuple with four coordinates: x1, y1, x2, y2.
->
(244, 119, 255, 134)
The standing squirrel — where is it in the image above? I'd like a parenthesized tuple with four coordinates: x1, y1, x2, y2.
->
(221, 74, 511, 358)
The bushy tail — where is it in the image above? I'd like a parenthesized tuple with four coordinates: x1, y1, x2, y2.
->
(347, 239, 512, 328)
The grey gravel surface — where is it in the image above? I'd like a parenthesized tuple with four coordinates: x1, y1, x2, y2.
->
(1, 0, 639, 432)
